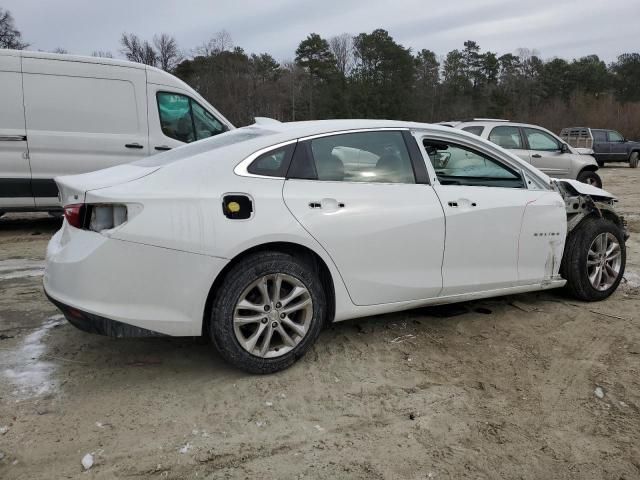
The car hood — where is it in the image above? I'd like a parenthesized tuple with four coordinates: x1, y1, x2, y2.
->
(55, 164, 160, 205)
(556, 179, 615, 200)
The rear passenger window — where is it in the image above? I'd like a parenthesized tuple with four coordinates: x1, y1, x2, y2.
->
(462, 126, 484, 136)
(157, 92, 225, 143)
(488, 126, 523, 149)
(592, 130, 607, 142)
(288, 131, 415, 183)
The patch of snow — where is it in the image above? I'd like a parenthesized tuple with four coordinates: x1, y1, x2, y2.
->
(179, 443, 191, 454)
(81, 453, 94, 470)
(0, 426, 8, 435)
(623, 271, 640, 288)
(1, 317, 63, 400)
(594, 386, 605, 399)
(314, 424, 325, 432)
(265, 401, 273, 407)
(0, 259, 45, 281)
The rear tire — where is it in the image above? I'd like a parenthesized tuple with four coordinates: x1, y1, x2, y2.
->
(630, 152, 639, 168)
(209, 251, 326, 374)
(577, 170, 602, 188)
(560, 216, 626, 301)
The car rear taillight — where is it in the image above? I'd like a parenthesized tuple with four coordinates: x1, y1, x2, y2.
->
(63, 204, 86, 229)
(63, 204, 128, 231)
(88, 204, 127, 232)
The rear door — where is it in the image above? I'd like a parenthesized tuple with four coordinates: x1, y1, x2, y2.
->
(591, 129, 609, 162)
(282, 129, 445, 306)
(487, 125, 530, 163)
(522, 127, 569, 177)
(607, 131, 628, 162)
(22, 56, 149, 208)
(0, 53, 34, 208)
(147, 85, 227, 153)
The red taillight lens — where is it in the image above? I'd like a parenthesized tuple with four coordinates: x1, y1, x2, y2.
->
(63, 204, 85, 228)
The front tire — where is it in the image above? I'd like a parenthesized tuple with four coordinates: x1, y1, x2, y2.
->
(630, 152, 639, 168)
(209, 251, 326, 374)
(577, 170, 602, 188)
(560, 216, 626, 301)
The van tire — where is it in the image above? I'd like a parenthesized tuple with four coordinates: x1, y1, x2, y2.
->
(630, 152, 639, 168)
(560, 216, 626, 302)
(577, 170, 602, 188)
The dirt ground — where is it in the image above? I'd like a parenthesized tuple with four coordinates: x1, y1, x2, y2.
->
(1, 166, 639, 480)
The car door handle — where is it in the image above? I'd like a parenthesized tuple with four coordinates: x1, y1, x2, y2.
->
(125, 143, 144, 149)
(532, 154, 542, 158)
(155, 145, 172, 151)
(309, 200, 345, 209)
(448, 201, 458, 207)
(0, 135, 27, 141)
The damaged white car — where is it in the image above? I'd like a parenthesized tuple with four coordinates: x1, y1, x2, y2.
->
(44, 120, 628, 373)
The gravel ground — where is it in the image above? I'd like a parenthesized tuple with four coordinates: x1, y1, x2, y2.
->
(1, 166, 639, 479)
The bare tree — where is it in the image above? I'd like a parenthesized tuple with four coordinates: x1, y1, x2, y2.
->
(120, 33, 156, 66)
(0, 8, 29, 49)
(51, 47, 68, 54)
(328, 33, 354, 77)
(194, 30, 233, 56)
(92, 50, 114, 58)
(154, 33, 182, 71)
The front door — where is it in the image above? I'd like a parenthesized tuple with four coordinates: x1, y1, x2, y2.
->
(420, 136, 545, 296)
(522, 127, 570, 177)
(282, 130, 445, 306)
(0, 54, 34, 209)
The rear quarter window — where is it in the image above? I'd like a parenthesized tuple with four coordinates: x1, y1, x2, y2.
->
(462, 126, 484, 136)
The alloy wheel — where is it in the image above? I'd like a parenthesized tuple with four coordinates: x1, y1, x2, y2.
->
(587, 232, 622, 291)
(233, 273, 313, 358)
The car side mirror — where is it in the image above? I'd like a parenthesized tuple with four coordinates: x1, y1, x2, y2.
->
(560, 143, 570, 153)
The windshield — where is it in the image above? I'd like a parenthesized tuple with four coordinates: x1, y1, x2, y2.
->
(133, 127, 277, 167)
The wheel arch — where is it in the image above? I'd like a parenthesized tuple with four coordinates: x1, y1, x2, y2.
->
(202, 241, 336, 336)
(579, 164, 599, 174)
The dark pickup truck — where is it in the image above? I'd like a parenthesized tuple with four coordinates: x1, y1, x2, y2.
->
(560, 127, 640, 168)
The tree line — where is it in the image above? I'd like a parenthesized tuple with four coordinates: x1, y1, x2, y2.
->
(2, 7, 640, 137)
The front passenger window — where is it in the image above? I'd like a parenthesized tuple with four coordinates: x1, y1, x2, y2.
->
(424, 139, 524, 188)
(157, 92, 225, 143)
(523, 128, 560, 151)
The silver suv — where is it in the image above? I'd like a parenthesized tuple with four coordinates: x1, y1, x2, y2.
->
(448, 119, 602, 187)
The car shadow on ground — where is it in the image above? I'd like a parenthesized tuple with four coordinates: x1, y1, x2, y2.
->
(0, 213, 62, 234)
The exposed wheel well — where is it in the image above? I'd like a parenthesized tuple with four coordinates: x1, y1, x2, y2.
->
(202, 242, 336, 336)
(579, 165, 599, 173)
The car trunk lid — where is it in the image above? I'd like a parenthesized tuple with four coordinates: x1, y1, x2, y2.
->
(55, 164, 160, 206)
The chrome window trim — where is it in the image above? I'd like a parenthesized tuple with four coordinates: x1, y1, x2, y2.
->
(234, 128, 411, 179)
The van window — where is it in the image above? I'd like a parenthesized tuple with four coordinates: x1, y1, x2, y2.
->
(157, 92, 225, 143)
(23, 74, 139, 134)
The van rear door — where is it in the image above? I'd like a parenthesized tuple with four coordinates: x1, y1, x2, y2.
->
(22, 56, 149, 208)
(0, 53, 34, 209)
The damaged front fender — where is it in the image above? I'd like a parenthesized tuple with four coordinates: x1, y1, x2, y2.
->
(553, 180, 629, 240)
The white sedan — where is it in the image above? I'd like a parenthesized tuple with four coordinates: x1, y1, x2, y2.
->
(44, 120, 628, 373)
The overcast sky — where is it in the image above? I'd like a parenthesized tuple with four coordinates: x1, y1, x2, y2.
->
(4, 0, 638, 63)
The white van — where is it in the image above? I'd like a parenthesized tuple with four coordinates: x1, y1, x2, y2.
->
(0, 50, 234, 215)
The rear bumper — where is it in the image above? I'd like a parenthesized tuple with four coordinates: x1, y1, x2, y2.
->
(45, 290, 165, 337)
(44, 222, 228, 336)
